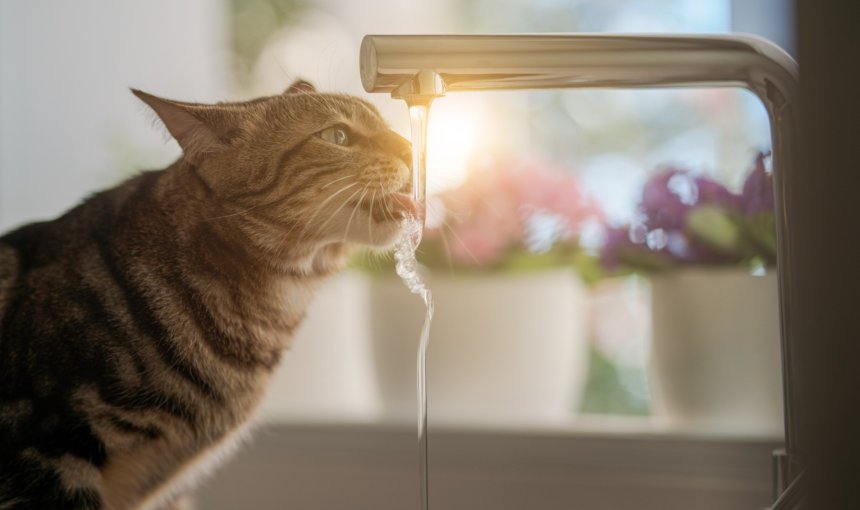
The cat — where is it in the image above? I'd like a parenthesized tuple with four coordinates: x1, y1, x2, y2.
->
(0, 80, 415, 509)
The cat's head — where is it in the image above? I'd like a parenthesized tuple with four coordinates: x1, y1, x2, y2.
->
(133, 81, 414, 257)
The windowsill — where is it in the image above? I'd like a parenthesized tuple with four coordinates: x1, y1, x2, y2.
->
(198, 418, 783, 510)
(259, 412, 785, 443)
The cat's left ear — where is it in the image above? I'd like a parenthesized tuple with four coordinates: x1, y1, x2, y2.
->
(132, 89, 240, 166)
(284, 79, 316, 94)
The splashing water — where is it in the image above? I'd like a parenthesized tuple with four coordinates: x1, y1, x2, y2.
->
(395, 217, 431, 298)
(396, 103, 434, 510)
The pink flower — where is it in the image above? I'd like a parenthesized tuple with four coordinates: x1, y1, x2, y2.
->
(427, 157, 603, 267)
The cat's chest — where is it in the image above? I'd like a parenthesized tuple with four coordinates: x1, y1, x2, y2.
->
(130, 417, 258, 510)
(276, 278, 317, 319)
(243, 277, 319, 346)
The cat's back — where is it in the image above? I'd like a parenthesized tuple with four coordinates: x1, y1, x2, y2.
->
(0, 172, 155, 327)
(0, 172, 170, 508)
(0, 170, 156, 374)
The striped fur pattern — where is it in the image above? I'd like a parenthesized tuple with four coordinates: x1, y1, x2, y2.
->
(0, 81, 412, 509)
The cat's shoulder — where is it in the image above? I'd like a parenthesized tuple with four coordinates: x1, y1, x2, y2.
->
(0, 170, 162, 263)
(0, 222, 37, 315)
(0, 220, 50, 259)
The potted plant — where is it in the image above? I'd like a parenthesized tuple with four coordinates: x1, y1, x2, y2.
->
(359, 157, 603, 426)
(600, 152, 783, 435)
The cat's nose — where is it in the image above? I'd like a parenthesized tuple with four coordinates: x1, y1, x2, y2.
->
(377, 132, 412, 170)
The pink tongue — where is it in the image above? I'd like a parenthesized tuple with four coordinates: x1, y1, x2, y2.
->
(390, 192, 422, 219)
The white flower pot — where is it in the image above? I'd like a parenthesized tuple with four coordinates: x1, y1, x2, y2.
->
(259, 271, 379, 422)
(369, 268, 589, 427)
(649, 268, 784, 435)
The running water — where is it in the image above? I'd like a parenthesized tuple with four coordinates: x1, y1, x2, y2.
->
(394, 103, 433, 510)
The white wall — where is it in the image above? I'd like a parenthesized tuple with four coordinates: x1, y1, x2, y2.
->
(0, 0, 228, 231)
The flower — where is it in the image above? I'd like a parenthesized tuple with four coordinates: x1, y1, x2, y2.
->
(600, 152, 776, 272)
(741, 151, 775, 215)
(423, 157, 604, 269)
(640, 168, 741, 230)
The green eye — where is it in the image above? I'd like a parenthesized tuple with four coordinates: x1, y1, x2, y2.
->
(320, 126, 350, 146)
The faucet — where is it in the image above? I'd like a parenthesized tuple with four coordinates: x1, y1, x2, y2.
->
(360, 34, 800, 509)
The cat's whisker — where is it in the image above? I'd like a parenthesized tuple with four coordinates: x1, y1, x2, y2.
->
(368, 190, 377, 244)
(434, 217, 456, 273)
(209, 175, 356, 227)
(274, 54, 290, 81)
(440, 218, 482, 266)
(293, 182, 359, 239)
(306, 181, 359, 216)
(320, 174, 356, 190)
(343, 185, 371, 243)
(476, 194, 506, 221)
(381, 192, 395, 222)
(439, 229, 455, 273)
(316, 186, 365, 234)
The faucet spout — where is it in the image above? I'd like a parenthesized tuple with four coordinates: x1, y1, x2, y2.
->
(360, 34, 796, 101)
(391, 69, 445, 104)
(361, 40, 446, 104)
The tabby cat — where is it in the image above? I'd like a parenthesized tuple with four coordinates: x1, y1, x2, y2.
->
(0, 81, 415, 509)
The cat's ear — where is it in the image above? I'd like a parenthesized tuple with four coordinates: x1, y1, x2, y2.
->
(132, 89, 239, 166)
(284, 79, 316, 95)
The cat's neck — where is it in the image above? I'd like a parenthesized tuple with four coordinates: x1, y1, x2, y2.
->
(157, 159, 350, 281)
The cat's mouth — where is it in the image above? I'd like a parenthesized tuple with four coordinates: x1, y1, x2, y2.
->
(386, 192, 420, 219)
(352, 191, 420, 222)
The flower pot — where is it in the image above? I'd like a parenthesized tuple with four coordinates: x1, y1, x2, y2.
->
(649, 268, 783, 435)
(258, 271, 379, 422)
(369, 268, 589, 427)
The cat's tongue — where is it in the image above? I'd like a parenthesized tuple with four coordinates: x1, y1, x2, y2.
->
(389, 192, 422, 219)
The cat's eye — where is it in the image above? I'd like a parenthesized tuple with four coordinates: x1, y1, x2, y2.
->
(319, 126, 350, 146)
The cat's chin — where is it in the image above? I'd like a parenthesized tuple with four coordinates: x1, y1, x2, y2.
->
(350, 192, 418, 247)
(370, 192, 421, 247)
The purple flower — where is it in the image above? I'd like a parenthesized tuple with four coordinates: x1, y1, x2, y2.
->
(599, 226, 634, 270)
(600, 163, 757, 271)
(666, 231, 738, 265)
(696, 177, 741, 210)
(741, 152, 774, 215)
(640, 170, 691, 230)
(640, 169, 740, 230)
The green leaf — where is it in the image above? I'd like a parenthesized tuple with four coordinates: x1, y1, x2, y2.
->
(685, 206, 744, 254)
(741, 212, 778, 265)
(615, 247, 673, 274)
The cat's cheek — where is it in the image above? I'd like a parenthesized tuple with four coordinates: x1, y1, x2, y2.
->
(367, 220, 403, 248)
(340, 219, 398, 247)
(329, 212, 394, 247)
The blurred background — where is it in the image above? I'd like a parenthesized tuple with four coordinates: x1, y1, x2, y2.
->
(0, 0, 795, 508)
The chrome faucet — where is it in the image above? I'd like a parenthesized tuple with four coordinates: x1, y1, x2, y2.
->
(360, 34, 801, 509)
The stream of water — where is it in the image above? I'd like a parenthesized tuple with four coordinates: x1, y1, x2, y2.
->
(393, 103, 433, 510)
